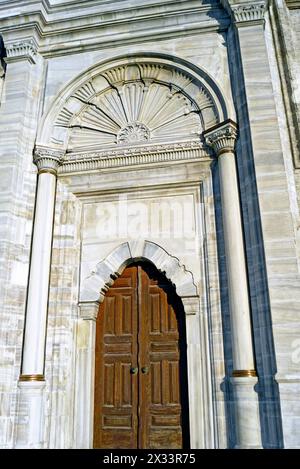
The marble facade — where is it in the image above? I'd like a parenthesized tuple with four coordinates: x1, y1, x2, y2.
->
(0, 0, 299, 449)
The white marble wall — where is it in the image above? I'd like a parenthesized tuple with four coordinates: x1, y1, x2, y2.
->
(0, 0, 299, 449)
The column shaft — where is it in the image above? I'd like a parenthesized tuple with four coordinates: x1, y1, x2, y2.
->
(21, 172, 57, 376)
(204, 119, 261, 448)
(218, 151, 254, 371)
(15, 147, 64, 448)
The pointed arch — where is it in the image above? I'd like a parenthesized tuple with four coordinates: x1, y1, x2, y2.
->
(79, 240, 198, 303)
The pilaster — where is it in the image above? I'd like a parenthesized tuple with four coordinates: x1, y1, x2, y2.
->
(224, 0, 300, 448)
(204, 119, 262, 448)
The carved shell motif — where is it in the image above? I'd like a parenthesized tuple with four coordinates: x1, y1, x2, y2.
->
(55, 64, 211, 150)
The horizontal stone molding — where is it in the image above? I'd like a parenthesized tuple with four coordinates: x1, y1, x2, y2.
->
(5, 39, 37, 64)
(58, 141, 211, 174)
(285, 0, 300, 9)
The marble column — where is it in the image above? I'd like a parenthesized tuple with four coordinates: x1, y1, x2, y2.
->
(15, 146, 64, 448)
(204, 119, 262, 448)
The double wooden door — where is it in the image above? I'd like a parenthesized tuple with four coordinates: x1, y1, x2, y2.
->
(93, 264, 189, 449)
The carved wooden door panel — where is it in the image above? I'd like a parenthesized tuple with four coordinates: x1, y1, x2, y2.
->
(94, 266, 138, 448)
(138, 266, 183, 449)
(94, 264, 188, 449)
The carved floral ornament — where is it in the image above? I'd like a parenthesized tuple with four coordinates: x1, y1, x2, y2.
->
(50, 62, 220, 152)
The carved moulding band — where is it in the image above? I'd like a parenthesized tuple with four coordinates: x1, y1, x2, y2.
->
(34, 146, 65, 175)
(58, 141, 212, 175)
(19, 374, 45, 382)
(232, 369, 257, 378)
(203, 119, 238, 156)
(5, 39, 37, 64)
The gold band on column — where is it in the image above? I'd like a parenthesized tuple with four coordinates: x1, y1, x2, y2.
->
(19, 374, 45, 382)
(232, 369, 257, 378)
(38, 168, 57, 176)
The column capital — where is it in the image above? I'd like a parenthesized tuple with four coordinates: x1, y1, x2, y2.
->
(221, 1, 268, 27)
(78, 301, 100, 321)
(33, 146, 65, 175)
(4, 38, 38, 65)
(203, 119, 238, 156)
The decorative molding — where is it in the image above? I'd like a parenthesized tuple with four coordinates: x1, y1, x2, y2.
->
(203, 119, 238, 156)
(59, 141, 211, 174)
(5, 39, 37, 64)
(285, 0, 300, 9)
(80, 241, 198, 303)
(34, 146, 66, 175)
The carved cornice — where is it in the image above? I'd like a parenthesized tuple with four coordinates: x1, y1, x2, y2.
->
(5, 39, 37, 64)
(34, 146, 65, 175)
(58, 141, 212, 174)
(203, 119, 238, 156)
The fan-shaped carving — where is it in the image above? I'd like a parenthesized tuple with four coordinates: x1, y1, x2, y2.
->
(54, 63, 219, 150)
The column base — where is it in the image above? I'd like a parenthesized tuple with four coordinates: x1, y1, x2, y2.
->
(14, 380, 46, 448)
(230, 376, 262, 449)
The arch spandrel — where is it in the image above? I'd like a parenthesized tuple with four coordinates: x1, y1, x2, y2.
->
(37, 54, 235, 154)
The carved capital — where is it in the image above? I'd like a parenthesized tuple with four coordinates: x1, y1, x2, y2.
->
(5, 39, 37, 64)
(78, 302, 100, 321)
(181, 297, 200, 316)
(203, 119, 238, 156)
(33, 146, 65, 175)
(221, 1, 268, 26)
(232, 2, 267, 25)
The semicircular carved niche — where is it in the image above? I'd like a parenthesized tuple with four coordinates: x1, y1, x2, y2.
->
(52, 63, 219, 151)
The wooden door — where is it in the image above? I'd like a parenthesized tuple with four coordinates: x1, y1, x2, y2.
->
(93, 264, 189, 449)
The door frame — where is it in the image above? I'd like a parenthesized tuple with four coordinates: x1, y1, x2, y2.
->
(74, 241, 214, 449)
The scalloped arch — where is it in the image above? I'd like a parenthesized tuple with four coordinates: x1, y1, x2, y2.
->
(37, 53, 235, 152)
(80, 240, 198, 303)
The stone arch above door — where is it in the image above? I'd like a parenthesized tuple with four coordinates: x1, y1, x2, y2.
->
(36, 53, 235, 154)
(80, 240, 198, 305)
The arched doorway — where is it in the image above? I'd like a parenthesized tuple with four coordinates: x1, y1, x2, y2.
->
(93, 261, 190, 449)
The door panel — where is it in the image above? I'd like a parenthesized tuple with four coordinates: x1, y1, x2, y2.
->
(94, 264, 188, 449)
(139, 267, 182, 449)
(94, 266, 138, 449)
